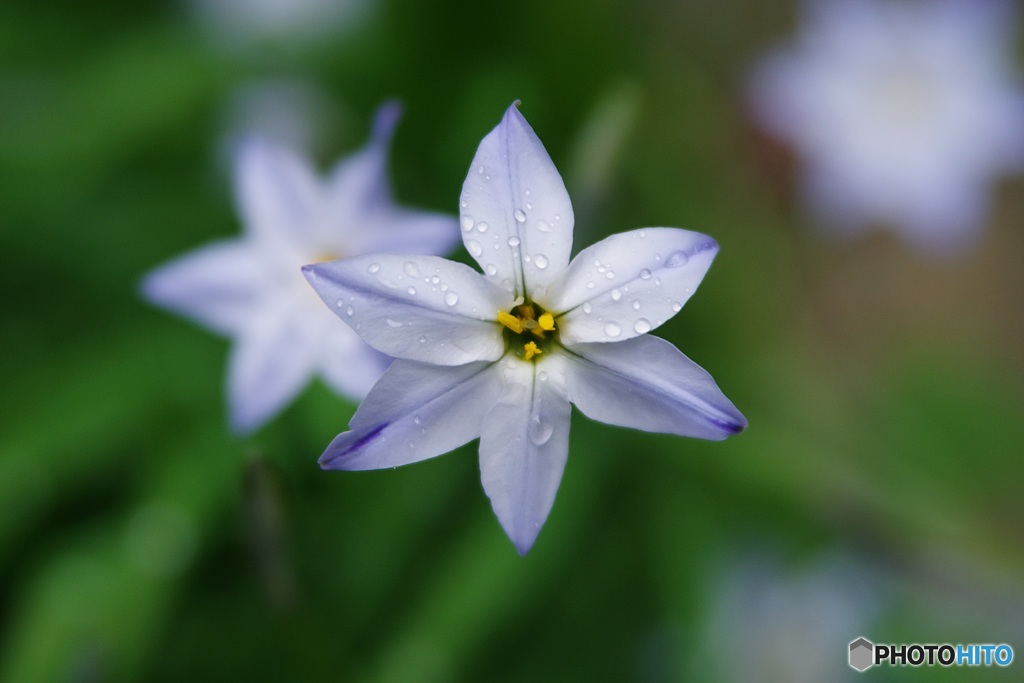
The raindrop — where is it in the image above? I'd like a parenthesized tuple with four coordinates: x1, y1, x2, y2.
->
(430, 275, 441, 284)
(406, 286, 417, 295)
(445, 292, 459, 307)
(538, 371, 548, 382)
(665, 251, 689, 268)
(535, 254, 549, 269)
(611, 289, 622, 301)
(367, 263, 380, 273)
(528, 415, 554, 445)
(536, 220, 552, 232)
(413, 415, 421, 424)
(461, 216, 475, 232)
(514, 208, 527, 222)
(467, 239, 483, 257)
(604, 322, 622, 338)
(403, 262, 420, 277)
(582, 302, 593, 314)
(387, 319, 403, 328)
(671, 301, 682, 312)
(477, 165, 485, 174)
(408, 441, 415, 449)
(639, 269, 652, 280)
(507, 236, 521, 247)
(485, 264, 498, 276)
(477, 221, 489, 233)
(525, 188, 531, 196)
(605, 271, 615, 279)
(632, 300, 641, 311)
(526, 202, 533, 210)
(524, 254, 532, 263)
(593, 259, 602, 267)
(586, 281, 596, 290)
(554, 213, 561, 221)
(638, 230, 646, 238)
(345, 305, 354, 317)
(634, 318, 651, 334)
(460, 199, 468, 209)
(418, 335, 427, 344)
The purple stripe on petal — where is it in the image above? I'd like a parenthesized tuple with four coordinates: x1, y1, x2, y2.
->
(319, 422, 390, 468)
(707, 416, 745, 435)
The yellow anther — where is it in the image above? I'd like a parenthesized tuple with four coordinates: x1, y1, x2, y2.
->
(497, 311, 524, 334)
(538, 313, 555, 331)
(523, 341, 542, 360)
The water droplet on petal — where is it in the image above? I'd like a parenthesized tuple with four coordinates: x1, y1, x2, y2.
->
(639, 269, 652, 280)
(535, 254, 549, 269)
(485, 264, 498, 276)
(538, 371, 548, 382)
(638, 230, 646, 238)
(586, 281, 596, 289)
(403, 261, 420, 277)
(536, 220, 552, 232)
(671, 301, 682, 312)
(611, 289, 622, 301)
(514, 208, 527, 223)
(413, 415, 421, 425)
(507, 236, 521, 247)
(604, 322, 622, 338)
(582, 302, 593, 314)
(387, 318, 403, 328)
(430, 275, 440, 284)
(467, 239, 483, 257)
(632, 300, 641, 311)
(528, 415, 554, 445)
(460, 199, 468, 209)
(345, 305, 354, 317)
(665, 251, 689, 268)
(406, 286, 417, 295)
(367, 263, 380, 273)
(605, 271, 615, 279)
(460, 216, 474, 232)
(477, 221, 489, 233)
(444, 292, 459, 307)
(634, 318, 651, 334)
(418, 335, 427, 344)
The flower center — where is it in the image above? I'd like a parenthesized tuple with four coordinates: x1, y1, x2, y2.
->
(497, 301, 558, 361)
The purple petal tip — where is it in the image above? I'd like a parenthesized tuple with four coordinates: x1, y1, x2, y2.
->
(319, 422, 390, 469)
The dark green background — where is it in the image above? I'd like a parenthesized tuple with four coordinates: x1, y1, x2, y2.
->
(2, 0, 1022, 680)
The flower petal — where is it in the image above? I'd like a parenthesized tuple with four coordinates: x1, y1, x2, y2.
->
(563, 334, 746, 440)
(227, 301, 318, 434)
(356, 207, 461, 258)
(320, 359, 503, 470)
(141, 240, 270, 335)
(234, 136, 322, 249)
(303, 254, 507, 365)
(459, 103, 574, 299)
(479, 357, 571, 555)
(549, 228, 719, 345)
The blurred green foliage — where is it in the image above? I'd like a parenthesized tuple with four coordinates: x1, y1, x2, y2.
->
(2, 0, 1022, 681)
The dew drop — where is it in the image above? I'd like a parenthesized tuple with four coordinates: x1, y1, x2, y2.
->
(477, 221, 489, 233)
(477, 165, 485, 174)
(460, 199, 468, 209)
(632, 300, 641, 311)
(467, 239, 483, 257)
(413, 415, 421, 425)
(554, 213, 561, 221)
(665, 251, 689, 268)
(582, 302, 593, 314)
(345, 305, 354, 317)
(526, 202, 533, 210)
(671, 301, 682, 312)
(538, 371, 548, 382)
(528, 415, 554, 445)
(444, 292, 459, 306)
(638, 230, 646, 238)
(430, 275, 441, 284)
(639, 268, 652, 280)
(406, 286, 417, 295)
(408, 441, 415, 449)
(634, 318, 651, 334)
(403, 261, 420, 277)
(524, 254, 532, 263)
(611, 289, 622, 301)
(367, 263, 380, 273)
(605, 271, 615, 279)
(536, 220, 552, 232)
(604, 322, 622, 338)
(386, 318, 403, 328)
(535, 254, 549, 269)
(586, 281, 596, 290)
(460, 216, 475, 232)
(418, 335, 427, 344)
(514, 208, 527, 222)
(485, 264, 498, 276)
(507, 236, 521, 247)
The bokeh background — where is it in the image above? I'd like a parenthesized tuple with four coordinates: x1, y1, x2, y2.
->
(2, 0, 1023, 681)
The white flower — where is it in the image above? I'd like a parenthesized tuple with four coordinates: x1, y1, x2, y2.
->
(749, 0, 1024, 253)
(303, 103, 746, 554)
(143, 103, 459, 434)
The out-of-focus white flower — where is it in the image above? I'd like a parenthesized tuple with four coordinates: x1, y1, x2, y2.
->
(303, 103, 746, 554)
(699, 552, 879, 683)
(749, 0, 1024, 253)
(188, 0, 369, 47)
(143, 103, 459, 434)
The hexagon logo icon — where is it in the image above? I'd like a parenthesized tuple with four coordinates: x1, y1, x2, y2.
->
(849, 637, 874, 671)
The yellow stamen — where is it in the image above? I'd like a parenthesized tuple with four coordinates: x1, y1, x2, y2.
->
(538, 313, 555, 331)
(497, 311, 524, 334)
(523, 341, 542, 360)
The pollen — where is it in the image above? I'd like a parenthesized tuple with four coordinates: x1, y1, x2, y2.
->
(498, 311, 524, 334)
(538, 313, 555, 331)
(523, 341, 542, 360)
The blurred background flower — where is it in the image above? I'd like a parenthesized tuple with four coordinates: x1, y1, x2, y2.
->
(747, 0, 1024, 255)
(1, 0, 1022, 681)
